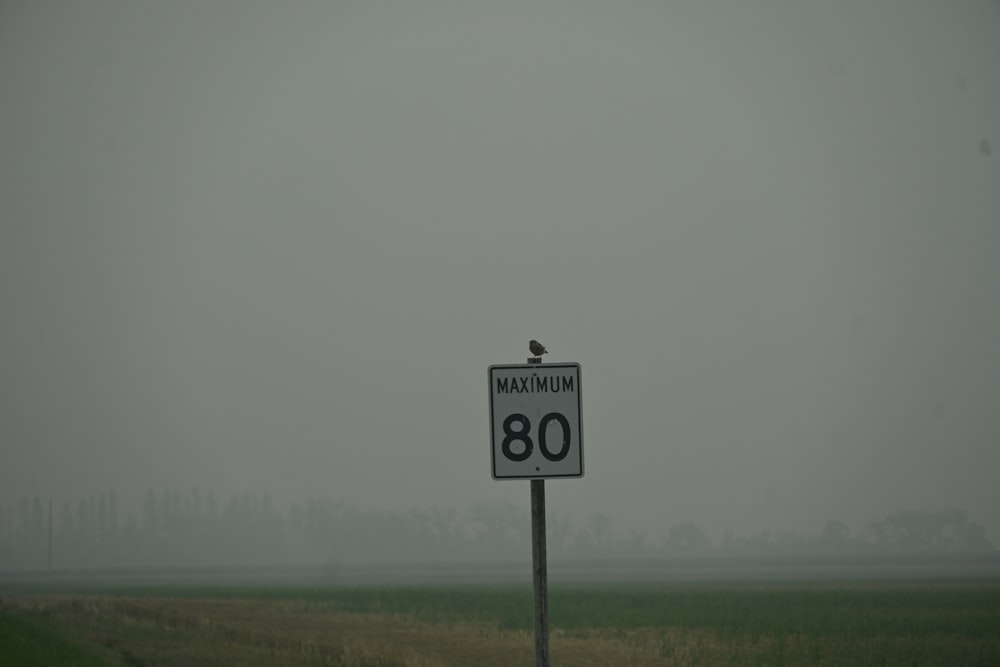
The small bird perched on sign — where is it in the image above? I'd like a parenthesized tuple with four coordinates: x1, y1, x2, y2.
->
(529, 339, 548, 356)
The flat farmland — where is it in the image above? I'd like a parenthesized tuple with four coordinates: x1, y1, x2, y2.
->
(2, 580, 1000, 666)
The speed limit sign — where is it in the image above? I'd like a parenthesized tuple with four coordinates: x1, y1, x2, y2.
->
(488, 363, 583, 480)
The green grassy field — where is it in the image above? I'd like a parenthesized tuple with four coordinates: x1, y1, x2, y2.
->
(0, 606, 108, 667)
(2, 579, 999, 666)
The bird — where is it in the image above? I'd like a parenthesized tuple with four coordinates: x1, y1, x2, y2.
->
(529, 339, 548, 356)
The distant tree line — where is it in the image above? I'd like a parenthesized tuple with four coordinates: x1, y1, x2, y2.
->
(0, 490, 993, 571)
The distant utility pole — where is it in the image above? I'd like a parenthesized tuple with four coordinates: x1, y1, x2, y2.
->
(48, 498, 53, 571)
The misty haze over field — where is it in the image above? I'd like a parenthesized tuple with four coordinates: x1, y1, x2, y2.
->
(2, 0, 998, 567)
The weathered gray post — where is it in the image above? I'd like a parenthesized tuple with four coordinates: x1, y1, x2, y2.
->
(528, 354, 549, 667)
(530, 478, 549, 666)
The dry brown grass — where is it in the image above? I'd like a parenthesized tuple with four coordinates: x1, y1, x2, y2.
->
(6, 595, 715, 666)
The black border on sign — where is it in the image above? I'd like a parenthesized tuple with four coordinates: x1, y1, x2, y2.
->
(487, 363, 584, 480)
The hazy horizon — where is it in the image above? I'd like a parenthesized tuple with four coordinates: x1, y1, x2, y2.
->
(3, 0, 998, 551)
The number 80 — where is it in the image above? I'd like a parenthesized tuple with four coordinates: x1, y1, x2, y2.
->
(501, 412, 571, 462)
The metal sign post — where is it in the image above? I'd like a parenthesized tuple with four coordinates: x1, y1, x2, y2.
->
(530, 476, 549, 665)
(528, 355, 548, 667)
(488, 351, 584, 667)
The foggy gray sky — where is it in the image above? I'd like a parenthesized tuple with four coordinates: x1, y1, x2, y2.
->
(2, 0, 998, 544)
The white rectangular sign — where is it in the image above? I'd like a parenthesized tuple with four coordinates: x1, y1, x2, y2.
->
(488, 363, 583, 480)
